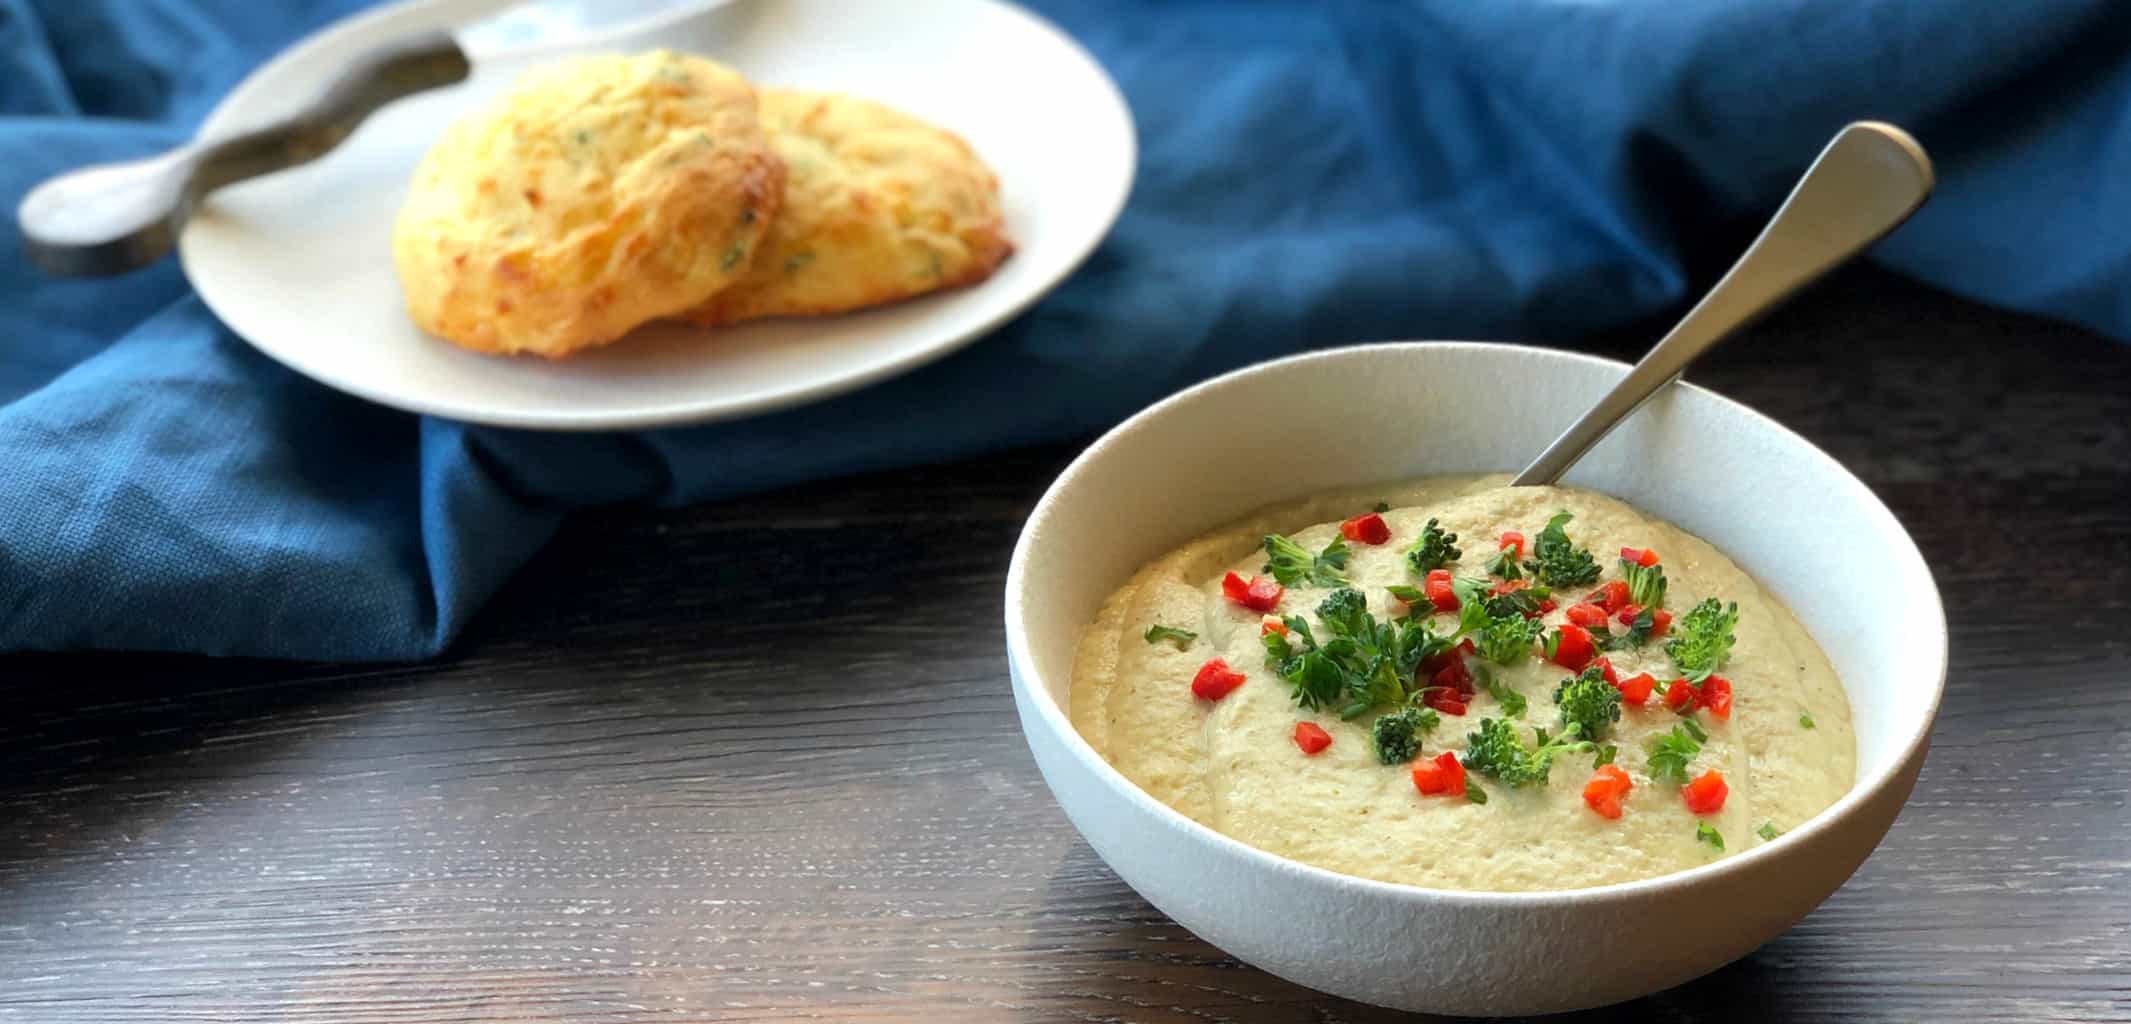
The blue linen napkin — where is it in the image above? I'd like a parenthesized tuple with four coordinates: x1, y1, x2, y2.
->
(1, 0, 2126, 660)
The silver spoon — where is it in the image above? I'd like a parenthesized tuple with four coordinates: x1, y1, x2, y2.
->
(1513, 121, 1934, 486)
(14, 0, 731, 278)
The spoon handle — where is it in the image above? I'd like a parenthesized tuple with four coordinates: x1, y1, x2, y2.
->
(15, 32, 470, 277)
(1512, 121, 1935, 487)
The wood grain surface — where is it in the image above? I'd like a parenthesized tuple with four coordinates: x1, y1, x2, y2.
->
(1, 268, 2126, 1023)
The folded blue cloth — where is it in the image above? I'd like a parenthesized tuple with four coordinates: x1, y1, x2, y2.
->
(2, 0, 2126, 660)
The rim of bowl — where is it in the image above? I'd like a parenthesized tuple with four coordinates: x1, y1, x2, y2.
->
(1004, 340, 1949, 907)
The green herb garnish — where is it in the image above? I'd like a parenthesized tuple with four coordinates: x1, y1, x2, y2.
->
(1385, 584, 1426, 605)
(1523, 512, 1600, 587)
(1373, 501, 1391, 514)
(1464, 782, 1488, 804)
(1483, 545, 1523, 581)
(1479, 668, 1526, 718)
(1596, 605, 1656, 652)
(1594, 744, 1618, 767)
(1620, 557, 1668, 609)
(1371, 705, 1440, 764)
(1264, 588, 1451, 719)
(1461, 718, 1593, 788)
(1696, 823, 1725, 850)
(1756, 822, 1783, 842)
(1482, 585, 1551, 620)
(1553, 665, 1623, 741)
(1799, 711, 1816, 729)
(1263, 533, 1352, 588)
(1404, 518, 1462, 575)
(1142, 625, 1197, 650)
(1666, 598, 1739, 682)
(1645, 724, 1703, 785)
(1680, 715, 1709, 743)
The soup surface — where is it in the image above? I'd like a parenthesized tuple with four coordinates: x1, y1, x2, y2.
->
(1070, 476, 1854, 891)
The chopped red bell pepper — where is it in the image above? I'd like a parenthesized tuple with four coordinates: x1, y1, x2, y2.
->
(1260, 615, 1289, 638)
(1433, 652, 1476, 697)
(1549, 624, 1596, 670)
(1663, 678, 1697, 713)
(1649, 608, 1674, 637)
(1537, 598, 1558, 613)
(1499, 531, 1526, 559)
(1591, 580, 1632, 614)
(1489, 577, 1529, 596)
(1191, 658, 1247, 701)
(1564, 603, 1610, 628)
(1700, 676, 1733, 720)
(1616, 672, 1656, 706)
(1423, 569, 1459, 612)
(1293, 721, 1332, 755)
(1222, 571, 1284, 612)
(1621, 547, 1660, 567)
(1615, 602, 1642, 625)
(1340, 512, 1392, 545)
(1594, 656, 1619, 685)
(1412, 750, 1466, 796)
(1682, 769, 1729, 814)
(1582, 764, 1633, 819)
(1422, 686, 1469, 716)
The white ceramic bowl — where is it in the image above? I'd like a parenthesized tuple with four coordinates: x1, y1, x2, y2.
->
(1004, 342, 1946, 1015)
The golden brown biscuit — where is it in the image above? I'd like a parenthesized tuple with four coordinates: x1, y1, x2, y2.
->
(392, 51, 783, 358)
(678, 89, 1010, 327)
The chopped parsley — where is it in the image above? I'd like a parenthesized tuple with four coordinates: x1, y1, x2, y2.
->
(1645, 723, 1702, 785)
(1479, 668, 1526, 718)
(1597, 605, 1657, 651)
(1680, 715, 1709, 743)
(1666, 598, 1739, 681)
(1594, 743, 1618, 767)
(1464, 782, 1488, 804)
(1372, 501, 1391, 514)
(1385, 584, 1425, 604)
(1263, 588, 1450, 718)
(1482, 585, 1551, 619)
(1756, 822, 1783, 842)
(1262, 533, 1352, 588)
(1461, 718, 1592, 788)
(1522, 512, 1600, 587)
(1553, 666, 1623, 741)
(1142, 625, 1197, 650)
(1799, 711, 1816, 729)
(1371, 705, 1440, 764)
(1483, 545, 1523, 581)
(1696, 822, 1725, 850)
(1404, 518, 1463, 575)
(1620, 557, 1668, 609)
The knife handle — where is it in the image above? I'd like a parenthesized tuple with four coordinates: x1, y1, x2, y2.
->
(17, 31, 472, 277)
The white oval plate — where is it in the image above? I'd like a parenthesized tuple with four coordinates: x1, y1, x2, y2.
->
(179, 0, 1135, 430)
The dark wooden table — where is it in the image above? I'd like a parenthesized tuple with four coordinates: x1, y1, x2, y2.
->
(2, 269, 2126, 1023)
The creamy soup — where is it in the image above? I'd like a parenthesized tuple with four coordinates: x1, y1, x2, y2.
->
(1070, 475, 1854, 892)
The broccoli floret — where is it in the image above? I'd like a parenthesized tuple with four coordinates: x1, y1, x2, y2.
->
(1462, 717, 1597, 787)
(1404, 518, 1462, 575)
(1553, 666, 1623, 741)
(1665, 598, 1739, 681)
(1522, 512, 1600, 587)
(1460, 718, 1572, 787)
(1371, 705, 1440, 764)
(1473, 613, 1545, 666)
(1620, 557, 1668, 609)
(1314, 587, 1371, 638)
(1262, 533, 1351, 588)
